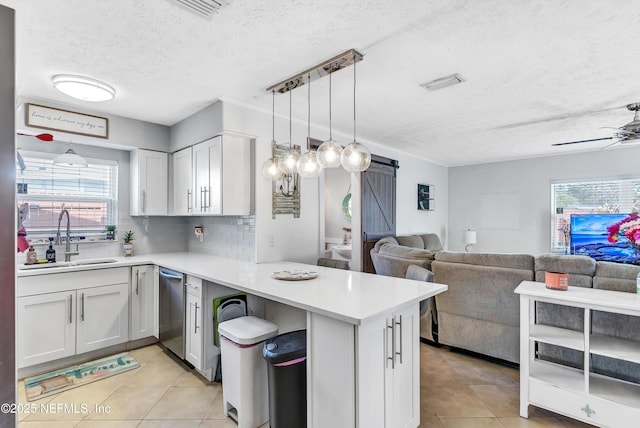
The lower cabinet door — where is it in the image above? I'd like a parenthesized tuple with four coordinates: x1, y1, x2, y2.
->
(391, 304, 419, 428)
(76, 283, 129, 354)
(130, 265, 155, 340)
(356, 303, 420, 428)
(185, 293, 203, 370)
(17, 291, 76, 368)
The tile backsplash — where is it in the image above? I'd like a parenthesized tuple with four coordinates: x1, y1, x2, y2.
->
(19, 216, 255, 264)
(186, 216, 256, 262)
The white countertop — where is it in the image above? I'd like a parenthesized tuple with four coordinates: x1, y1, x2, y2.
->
(17, 252, 447, 325)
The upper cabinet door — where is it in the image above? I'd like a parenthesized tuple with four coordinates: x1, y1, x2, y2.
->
(220, 135, 250, 216)
(193, 137, 215, 214)
(131, 149, 168, 216)
(172, 147, 193, 216)
(186, 135, 250, 216)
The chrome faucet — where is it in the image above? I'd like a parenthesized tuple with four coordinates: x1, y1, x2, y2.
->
(56, 206, 79, 262)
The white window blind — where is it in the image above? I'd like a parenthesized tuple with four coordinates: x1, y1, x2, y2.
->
(551, 178, 640, 252)
(17, 152, 118, 235)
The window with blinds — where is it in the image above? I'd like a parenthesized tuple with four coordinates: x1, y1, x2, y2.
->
(17, 152, 118, 235)
(551, 178, 640, 252)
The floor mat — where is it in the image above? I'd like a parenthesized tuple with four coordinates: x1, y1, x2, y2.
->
(24, 352, 140, 401)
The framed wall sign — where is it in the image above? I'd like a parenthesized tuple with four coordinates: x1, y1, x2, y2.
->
(418, 183, 435, 211)
(26, 103, 109, 139)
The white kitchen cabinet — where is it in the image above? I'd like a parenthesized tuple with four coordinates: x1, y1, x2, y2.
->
(17, 291, 76, 368)
(76, 283, 129, 354)
(17, 267, 130, 369)
(172, 146, 193, 215)
(131, 149, 168, 216)
(130, 265, 155, 341)
(185, 276, 203, 370)
(356, 303, 419, 428)
(192, 135, 250, 215)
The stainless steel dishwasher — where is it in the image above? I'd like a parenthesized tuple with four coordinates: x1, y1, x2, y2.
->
(159, 268, 185, 359)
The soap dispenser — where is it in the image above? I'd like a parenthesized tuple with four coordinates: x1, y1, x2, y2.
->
(26, 246, 37, 264)
(46, 238, 56, 263)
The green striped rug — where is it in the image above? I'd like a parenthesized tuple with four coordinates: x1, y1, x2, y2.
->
(25, 352, 140, 401)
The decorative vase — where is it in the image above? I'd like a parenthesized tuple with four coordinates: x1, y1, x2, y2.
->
(123, 243, 134, 257)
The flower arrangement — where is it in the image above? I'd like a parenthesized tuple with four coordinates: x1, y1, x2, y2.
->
(607, 213, 640, 249)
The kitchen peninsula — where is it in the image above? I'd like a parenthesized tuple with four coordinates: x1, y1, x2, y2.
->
(17, 252, 447, 428)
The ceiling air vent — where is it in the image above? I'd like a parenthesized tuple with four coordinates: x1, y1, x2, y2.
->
(170, 0, 230, 18)
(420, 73, 465, 91)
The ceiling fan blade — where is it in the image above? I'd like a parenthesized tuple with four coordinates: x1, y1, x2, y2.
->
(601, 140, 621, 150)
(552, 137, 614, 146)
(599, 126, 635, 135)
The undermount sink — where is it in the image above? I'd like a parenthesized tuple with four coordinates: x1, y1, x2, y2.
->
(18, 258, 119, 270)
(67, 258, 118, 266)
(331, 245, 352, 261)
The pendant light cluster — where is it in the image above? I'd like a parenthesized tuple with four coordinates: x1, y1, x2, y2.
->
(261, 49, 371, 181)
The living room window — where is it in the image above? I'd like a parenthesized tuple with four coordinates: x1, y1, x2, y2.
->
(551, 178, 640, 253)
(17, 151, 118, 237)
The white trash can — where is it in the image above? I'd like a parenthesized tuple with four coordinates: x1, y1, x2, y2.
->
(218, 316, 278, 428)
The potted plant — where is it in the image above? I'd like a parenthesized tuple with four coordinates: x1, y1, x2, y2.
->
(122, 230, 135, 256)
(105, 225, 116, 240)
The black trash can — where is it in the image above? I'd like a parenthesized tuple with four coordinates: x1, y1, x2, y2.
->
(262, 329, 307, 428)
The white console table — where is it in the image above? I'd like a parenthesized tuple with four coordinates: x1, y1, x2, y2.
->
(515, 281, 640, 427)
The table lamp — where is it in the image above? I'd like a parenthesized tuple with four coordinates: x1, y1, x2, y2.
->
(463, 229, 477, 252)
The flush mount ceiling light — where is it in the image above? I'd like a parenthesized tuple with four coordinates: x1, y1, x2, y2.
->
(420, 73, 465, 91)
(53, 148, 88, 168)
(52, 74, 116, 102)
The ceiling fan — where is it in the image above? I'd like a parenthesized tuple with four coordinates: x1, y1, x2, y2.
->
(553, 102, 640, 148)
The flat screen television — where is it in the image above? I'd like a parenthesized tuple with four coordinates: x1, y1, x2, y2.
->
(570, 213, 639, 264)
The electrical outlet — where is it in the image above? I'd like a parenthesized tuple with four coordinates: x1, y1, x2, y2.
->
(237, 218, 243, 225)
(268, 234, 275, 247)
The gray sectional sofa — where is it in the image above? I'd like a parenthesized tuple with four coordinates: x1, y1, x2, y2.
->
(371, 235, 640, 379)
(369, 234, 442, 276)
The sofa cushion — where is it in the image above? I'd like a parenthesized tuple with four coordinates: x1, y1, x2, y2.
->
(378, 243, 435, 261)
(373, 236, 398, 252)
(535, 254, 595, 277)
(420, 233, 443, 252)
(434, 251, 534, 271)
(396, 235, 424, 249)
(593, 261, 640, 292)
(534, 254, 595, 289)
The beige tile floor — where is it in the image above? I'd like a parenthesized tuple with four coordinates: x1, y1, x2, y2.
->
(16, 342, 595, 427)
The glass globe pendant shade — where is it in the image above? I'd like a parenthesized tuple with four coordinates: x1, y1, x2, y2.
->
(261, 157, 283, 180)
(277, 149, 300, 174)
(316, 140, 343, 168)
(297, 151, 322, 178)
(341, 141, 371, 172)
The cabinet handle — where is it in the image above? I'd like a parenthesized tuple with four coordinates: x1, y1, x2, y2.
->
(81, 292, 85, 322)
(142, 190, 146, 213)
(187, 189, 192, 212)
(200, 187, 204, 212)
(395, 315, 403, 364)
(135, 270, 140, 295)
(204, 187, 210, 210)
(194, 302, 199, 334)
(68, 294, 73, 324)
(387, 318, 395, 369)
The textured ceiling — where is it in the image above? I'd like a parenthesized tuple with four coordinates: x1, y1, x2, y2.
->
(4, 0, 640, 166)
